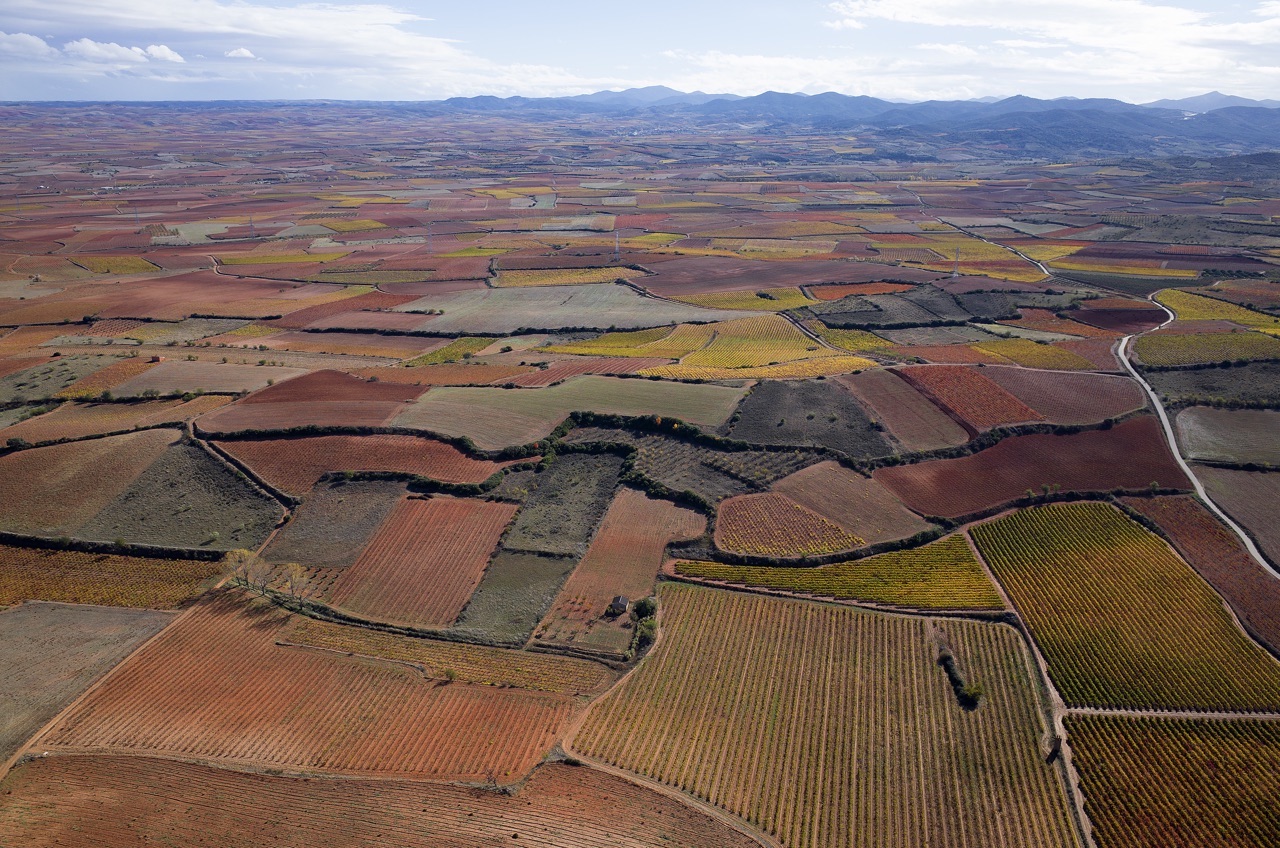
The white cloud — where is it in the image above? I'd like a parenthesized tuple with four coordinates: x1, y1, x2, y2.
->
(62, 37, 149, 63)
(145, 44, 184, 63)
(0, 30, 55, 59)
(224, 47, 255, 59)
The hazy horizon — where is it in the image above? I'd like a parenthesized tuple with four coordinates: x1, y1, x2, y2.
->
(3, 0, 1280, 103)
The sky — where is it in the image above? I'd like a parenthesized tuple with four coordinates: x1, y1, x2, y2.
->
(3, 0, 1280, 103)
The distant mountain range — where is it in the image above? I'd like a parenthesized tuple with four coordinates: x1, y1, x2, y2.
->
(415, 87, 1280, 159)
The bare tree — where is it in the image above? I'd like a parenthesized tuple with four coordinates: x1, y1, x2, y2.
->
(282, 563, 311, 601)
(246, 556, 275, 597)
(224, 549, 256, 588)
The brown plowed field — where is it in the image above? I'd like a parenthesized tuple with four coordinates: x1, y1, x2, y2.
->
(981, 367, 1146, 424)
(269, 291, 418, 329)
(835, 368, 969, 452)
(0, 396, 230, 444)
(505, 357, 673, 387)
(1123, 495, 1280, 656)
(349, 363, 537, 385)
(304, 309, 430, 332)
(42, 592, 574, 782)
(328, 496, 518, 628)
(197, 399, 408, 433)
(895, 365, 1043, 431)
(0, 755, 763, 848)
(1072, 306, 1165, 334)
(716, 492, 865, 557)
(1001, 308, 1120, 339)
(241, 369, 427, 403)
(0, 429, 179, 534)
(807, 281, 916, 299)
(214, 434, 510, 496)
(1197, 467, 1280, 567)
(773, 460, 932, 543)
(874, 416, 1189, 519)
(536, 488, 704, 654)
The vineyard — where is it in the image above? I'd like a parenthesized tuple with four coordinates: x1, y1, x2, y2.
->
(572, 583, 1079, 848)
(772, 461, 932, 543)
(0, 755, 763, 848)
(1121, 495, 1280, 656)
(969, 338, 1097, 370)
(327, 496, 518, 628)
(0, 395, 229, 444)
(402, 336, 496, 366)
(545, 324, 711, 358)
(673, 314, 842, 369)
(0, 544, 222, 608)
(280, 616, 613, 695)
(1156, 289, 1280, 330)
(70, 256, 159, 274)
(1133, 331, 1280, 366)
(671, 287, 813, 311)
(715, 492, 865, 556)
(676, 534, 1003, 609)
(1069, 716, 1280, 848)
(896, 365, 1044, 430)
(835, 369, 969, 452)
(641, 357, 875, 380)
(54, 358, 159, 399)
(997, 308, 1121, 340)
(494, 267, 632, 287)
(44, 592, 575, 782)
(971, 502, 1280, 710)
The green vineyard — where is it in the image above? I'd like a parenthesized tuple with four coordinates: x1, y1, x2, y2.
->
(972, 502, 1280, 711)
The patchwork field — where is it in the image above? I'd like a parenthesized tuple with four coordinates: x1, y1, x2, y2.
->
(328, 496, 518, 628)
(1069, 717, 1280, 848)
(768, 460, 930, 540)
(573, 583, 1078, 848)
(501, 453, 624, 557)
(895, 365, 1043, 431)
(972, 502, 1280, 710)
(1123, 495, 1280, 656)
(0, 602, 173, 761)
(874, 416, 1188, 519)
(0, 755, 763, 848)
(0, 395, 230, 444)
(111, 360, 308, 396)
(214, 434, 511, 496)
(981, 367, 1146, 424)
(716, 492, 864, 556)
(42, 592, 576, 782)
(535, 488, 704, 655)
(0, 429, 180, 535)
(677, 533, 1003, 609)
(835, 368, 969, 452)
(393, 376, 747, 449)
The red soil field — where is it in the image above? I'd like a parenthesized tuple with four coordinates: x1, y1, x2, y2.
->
(329, 496, 518, 628)
(197, 399, 408, 433)
(41, 593, 574, 781)
(835, 369, 969, 452)
(214, 434, 512, 496)
(506, 357, 673, 387)
(980, 367, 1146, 424)
(1056, 338, 1121, 371)
(349, 363, 537, 385)
(241, 369, 427, 404)
(0, 429, 179, 534)
(1122, 495, 1280, 656)
(0, 355, 51, 379)
(1197, 467, 1280, 568)
(0, 396, 231, 444)
(378, 279, 490, 296)
(249, 330, 447, 360)
(267, 291, 419, 329)
(895, 365, 1043, 431)
(874, 416, 1189, 519)
(0, 755, 762, 848)
(806, 281, 916, 300)
(1001, 308, 1121, 340)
